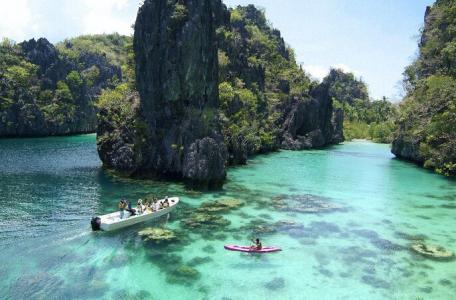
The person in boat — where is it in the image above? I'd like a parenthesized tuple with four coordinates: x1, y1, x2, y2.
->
(145, 200, 152, 212)
(126, 201, 136, 216)
(118, 199, 127, 219)
(251, 238, 262, 250)
(151, 199, 158, 212)
(137, 199, 144, 214)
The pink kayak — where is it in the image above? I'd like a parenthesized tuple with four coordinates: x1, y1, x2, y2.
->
(224, 245, 282, 253)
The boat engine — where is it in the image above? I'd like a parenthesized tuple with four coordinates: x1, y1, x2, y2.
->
(91, 217, 101, 231)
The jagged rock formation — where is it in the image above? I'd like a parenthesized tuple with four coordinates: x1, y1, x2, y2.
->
(97, 1, 345, 187)
(217, 5, 343, 161)
(98, 0, 229, 187)
(0, 37, 121, 137)
(279, 77, 345, 150)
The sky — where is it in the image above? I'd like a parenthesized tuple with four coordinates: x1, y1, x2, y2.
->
(0, 0, 435, 100)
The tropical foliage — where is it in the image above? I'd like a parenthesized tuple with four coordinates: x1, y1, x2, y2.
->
(326, 69, 397, 143)
(0, 35, 129, 136)
(394, 0, 456, 176)
(56, 33, 133, 82)
(217, 5, 312, 162)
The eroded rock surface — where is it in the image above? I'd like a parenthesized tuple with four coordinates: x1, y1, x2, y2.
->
(98, 0, 228, 187)
(280, 81, 344, 150)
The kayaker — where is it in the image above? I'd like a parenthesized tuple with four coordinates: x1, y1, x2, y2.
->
(251, 238, 262, 250)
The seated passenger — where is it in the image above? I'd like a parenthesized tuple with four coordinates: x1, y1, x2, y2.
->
(145, 200, 152, 212)
(150, 200, 157, 212)
(126, 201, 136, 216)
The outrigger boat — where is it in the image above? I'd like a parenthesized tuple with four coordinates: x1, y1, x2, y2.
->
(91, 197, 179, 231)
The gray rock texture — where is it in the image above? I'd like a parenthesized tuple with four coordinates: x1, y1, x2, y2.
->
(98, 0, 228, 187)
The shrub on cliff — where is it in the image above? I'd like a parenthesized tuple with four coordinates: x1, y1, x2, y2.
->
(97, 83, 136, 127)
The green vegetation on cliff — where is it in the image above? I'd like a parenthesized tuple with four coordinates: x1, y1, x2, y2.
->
(56, 33, 134, 83)
(392, 0, 456, 176)
(0, 34, 128, 137)
(96, 1, 345, 187)
(325, 68, 397, 143)
(97, 4, 342, 171)
(217, 5, 313, 163)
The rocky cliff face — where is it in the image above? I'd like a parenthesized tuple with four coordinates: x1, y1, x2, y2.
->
(331, 108, 344, 144)
(391, 1, 456, 176)
(217, 5, 343, 162)
(391, 129, 423, 163)
(97, 1, 344, 187)
(279, 81, 343, 150)
(98, 0, 229, 187)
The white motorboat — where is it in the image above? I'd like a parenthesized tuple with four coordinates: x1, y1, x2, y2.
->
(91, 197, 179, 231)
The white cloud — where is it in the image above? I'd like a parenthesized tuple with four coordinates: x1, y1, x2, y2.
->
(302, 63, 363, 81)
(332, 63, 362, 78)
(302, 64, 328, 81)
(80, 0, 136, 36)
(0, 0, 35, 41)
(0, 0, 140, 43)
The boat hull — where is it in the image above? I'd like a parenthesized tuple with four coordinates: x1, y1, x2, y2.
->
(95, 197, 179, 231)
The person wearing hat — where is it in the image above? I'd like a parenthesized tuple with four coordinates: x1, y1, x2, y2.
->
(137, 199, 144, 214)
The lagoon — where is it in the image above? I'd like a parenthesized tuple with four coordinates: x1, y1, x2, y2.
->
(0, 135, 455, 299)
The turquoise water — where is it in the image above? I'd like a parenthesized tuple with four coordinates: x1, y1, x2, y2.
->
(1, 135, 455, 299)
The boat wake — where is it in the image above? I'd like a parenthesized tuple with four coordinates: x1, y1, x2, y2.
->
(61, 230, 92, 242)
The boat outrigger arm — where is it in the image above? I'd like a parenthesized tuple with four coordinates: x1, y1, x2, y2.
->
(91, 197, 179, 231)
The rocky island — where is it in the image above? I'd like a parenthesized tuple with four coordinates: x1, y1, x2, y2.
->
(0, 35, 126, 136)
(3, 0, 454, 180)
(96, 0, 344, 187)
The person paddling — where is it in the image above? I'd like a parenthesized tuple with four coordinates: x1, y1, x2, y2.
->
(251, 238, 262, 250)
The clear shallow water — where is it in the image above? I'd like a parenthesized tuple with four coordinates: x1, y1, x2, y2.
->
(0, 135, 455, 299)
